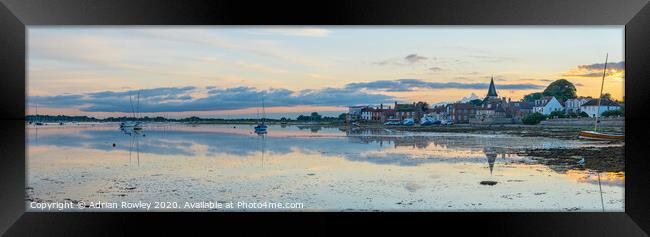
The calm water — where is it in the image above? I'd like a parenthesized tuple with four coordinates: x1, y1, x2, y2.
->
(26, 123, 624, 211)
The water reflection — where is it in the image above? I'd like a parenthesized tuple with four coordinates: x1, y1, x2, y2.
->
(121, 128, 145, 166)
(25, 124, 623, 181)
(26, 124, 624, 211)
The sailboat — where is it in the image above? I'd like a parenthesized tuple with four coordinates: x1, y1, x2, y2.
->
(34, 104, 44, 126)
(578, 53, 624, 141)
(120, 90, 143, 130)
(254, 97, 268, 134)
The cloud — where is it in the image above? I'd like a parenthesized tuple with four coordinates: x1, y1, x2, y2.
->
(30, 78, 544, 113)
(29, 85, 392, 113)
(135, 29, 325, 68)
(345, 79, 543, 92)
(404, 54, 427, 64)
(428, 67, 443, 71)
(578, 61, 624, 71)
(373, 54, 429, 66)
(563, 61, 625, 78)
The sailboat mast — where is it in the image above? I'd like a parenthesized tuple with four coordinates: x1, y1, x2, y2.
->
(262, 97, 266, 123)
(129, 95, 135, 119)
(594, 53, 608, 132)
(136, 90, 141, 120)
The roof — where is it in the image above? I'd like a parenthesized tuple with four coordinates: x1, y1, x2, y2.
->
(514, 101, 534, 109)
(450, 103, 476, 109)
(568, 97, 592, 100)
(581, 98, 621, 107)
(535, 96, 556, 107)
(430, 106, 447, 113)
(487, 77, 498, 97)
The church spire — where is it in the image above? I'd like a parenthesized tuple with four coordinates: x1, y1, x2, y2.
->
(487, 75, 498, 98)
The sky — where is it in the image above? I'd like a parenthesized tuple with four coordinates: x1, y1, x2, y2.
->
(27, 26, 624, 119)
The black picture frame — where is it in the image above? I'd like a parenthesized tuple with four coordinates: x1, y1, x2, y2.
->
(1, 0, 649, 235)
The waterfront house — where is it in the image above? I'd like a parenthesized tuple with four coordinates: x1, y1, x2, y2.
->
(564, 97, 592, 113)
(425, 105, 449, 121)
(347, 105, 367, 122)
(361, 104, 394, 122)
(512, 101, 534, 120)
(579, 98, 621, 117)
(360, 107, 376, 121)
(448, 103, 476, 124)
(394, 102, 416, 121)
(532, 96, 564, 115)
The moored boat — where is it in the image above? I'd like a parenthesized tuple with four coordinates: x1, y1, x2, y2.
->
(254, 97, 268, 134)
(578, 131, 624, 141)
(120, 90, 144, 131)
(402, 118, 415, 126)
(254, 124, 267, 134)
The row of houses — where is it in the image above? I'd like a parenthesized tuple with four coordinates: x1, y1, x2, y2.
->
(348, 102, 429, 123)
(531, 96, 621, 118)
(348, 78, 622, 125)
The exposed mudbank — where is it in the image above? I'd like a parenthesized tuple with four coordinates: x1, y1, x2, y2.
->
(361, 124, 623, 140)
(517, 146, 624, 172)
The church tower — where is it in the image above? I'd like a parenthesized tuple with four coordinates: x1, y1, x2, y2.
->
(486, 75, 498, 99)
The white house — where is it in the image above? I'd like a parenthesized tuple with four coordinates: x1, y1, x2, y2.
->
(564, 97, 591, 113)
(347, 106, 366, 120)
(533, 96, 564, 115)
(580, 98, 621, 117)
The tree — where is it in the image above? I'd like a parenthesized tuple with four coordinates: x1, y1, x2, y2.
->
(542, 79, 577, 101)
(468, 99, 483, 106)
(415, 101, 429, 111)
(601, 109, 624, 117)
(523, 92, 543, 102)
(602, 93, 612, 100)
(522, 112, 546, 125)
(579, 111, 590, 118)
(338, 113, 347, 120)
(548, 110, 566, 119)
(310, 112, 322, 121)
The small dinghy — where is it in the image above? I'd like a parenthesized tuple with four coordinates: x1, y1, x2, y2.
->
(578, 131, 624, 141)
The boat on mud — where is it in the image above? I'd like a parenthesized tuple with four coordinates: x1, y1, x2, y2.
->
(577, 131, 624, 141)
(402, 118, 415, 126)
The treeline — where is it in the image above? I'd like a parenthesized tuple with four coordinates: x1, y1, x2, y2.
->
(26, 113, 348, 123)
(293, 112, 346, 122)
